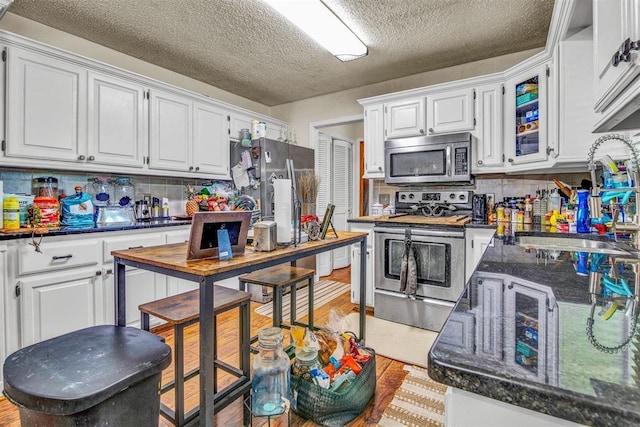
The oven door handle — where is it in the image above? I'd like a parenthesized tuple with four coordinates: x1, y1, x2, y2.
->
(374, 226, 464, 238)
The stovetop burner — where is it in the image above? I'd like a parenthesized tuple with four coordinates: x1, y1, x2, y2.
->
(395, 190, 473, 217)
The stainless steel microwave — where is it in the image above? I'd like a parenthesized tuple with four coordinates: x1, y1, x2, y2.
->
(384, 132, 472, 185)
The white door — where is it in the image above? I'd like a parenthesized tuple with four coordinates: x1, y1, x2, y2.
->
(5, 46, 87, 162)
(332, 139, 352, 269)
(193, 101, 230, 177)
(148, 89, 193, 172)
(316, 132, 355, 275)
(87, 71, 145, 168)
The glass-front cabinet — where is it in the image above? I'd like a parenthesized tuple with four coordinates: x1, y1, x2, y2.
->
(504, 278, 558, 385)
(504, 64, 549, 165)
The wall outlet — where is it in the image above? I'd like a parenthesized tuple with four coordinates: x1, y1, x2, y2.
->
(379, 193, 390, 205)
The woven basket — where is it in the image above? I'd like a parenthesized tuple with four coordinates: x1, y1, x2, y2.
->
(290, 349, 376, 427)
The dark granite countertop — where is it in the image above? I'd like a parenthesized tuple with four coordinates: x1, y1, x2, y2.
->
(0, 219, 192, 241)
(428, 228, 640, 426)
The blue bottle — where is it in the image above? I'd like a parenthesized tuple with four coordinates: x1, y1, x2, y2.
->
(576, 190, 590, 233)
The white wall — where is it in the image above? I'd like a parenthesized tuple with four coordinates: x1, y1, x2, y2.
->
(0, 13, 271, 116)
(271, 47, 544, 148)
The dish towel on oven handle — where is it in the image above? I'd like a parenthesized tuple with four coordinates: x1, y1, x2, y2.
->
(399, 229, 418, 297)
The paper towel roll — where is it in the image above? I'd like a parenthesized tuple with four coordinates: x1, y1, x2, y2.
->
(274, 179, 292, 244)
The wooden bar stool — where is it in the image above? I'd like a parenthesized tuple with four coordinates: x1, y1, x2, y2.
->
(139, 286, 251, 427)
(239, 264, 315, 352)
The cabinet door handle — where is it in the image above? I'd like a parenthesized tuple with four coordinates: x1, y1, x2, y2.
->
(420, 128, 425, 134)
(52, 254, 73, 260)
(128, 246, 143, 249)
(189, 166, 194, 171)
(477, 160, 483, 165)
(507, 283, 514, 289)
(88, 155, 95, 161)
(195, 166, 200, 171)
(77, 155, 86, 161)
(378, 166, 382, 171)
(508, 158, 514, 163)
(95, 270, 102, 276)
(428, 127, 434, 134)
(106, 268, 113, 275)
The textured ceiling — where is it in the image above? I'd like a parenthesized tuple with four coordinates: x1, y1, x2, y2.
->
(7, 0, 555, 106)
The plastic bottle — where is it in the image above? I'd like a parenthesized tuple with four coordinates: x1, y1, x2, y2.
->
(549, 188, 561, 213)
(251, 327, 290, 417)
(524, 195, 533, 224)
(3, 196, 20, 230)
(576, 190, 591, 233)
(532, 190, 542, 225)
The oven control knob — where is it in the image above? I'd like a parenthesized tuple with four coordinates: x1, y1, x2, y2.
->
(449, 193, 455, 199)
(459, 194, 466, 200)
(408, 193, 415, 199)
(400, 194, 407, 200)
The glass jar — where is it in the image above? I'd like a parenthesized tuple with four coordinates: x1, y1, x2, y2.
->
(113, 177, 135, 207)
(32, 177, 59, 199)
(292, 347, 322, 383)
(91, 177, 114, 206)
(251, 327, 290, 417)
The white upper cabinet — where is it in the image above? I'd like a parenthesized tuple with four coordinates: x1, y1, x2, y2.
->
(593, 0, 640, 113)
(5, 46, 87, 162)
(149, 89, 193, 173)
(473, 83, 504, 170)
(426, 88, 475, 135)
(0, 32, 286, 177)
(363, 103, 385, 178)
(504, 63, 549, 166)
(87, 71, 145, 168)
(384, 98, 425, 139)
(193, 101, 229, 177)
(229, 113, 252, 141)
(149, 90, 231, 178)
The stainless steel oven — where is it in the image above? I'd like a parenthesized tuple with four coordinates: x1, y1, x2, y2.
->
(384, 132, 472, 185)
(374, 225, 466, 331)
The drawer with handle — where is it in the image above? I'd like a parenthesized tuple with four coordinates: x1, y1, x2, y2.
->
(102, 234, 164, 263)
(18, 239, 100, 276)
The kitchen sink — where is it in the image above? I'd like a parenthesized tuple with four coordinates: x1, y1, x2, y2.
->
(514, 235, 635, 255)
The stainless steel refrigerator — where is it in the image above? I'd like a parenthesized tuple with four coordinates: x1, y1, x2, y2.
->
(230, 138, 317, 302)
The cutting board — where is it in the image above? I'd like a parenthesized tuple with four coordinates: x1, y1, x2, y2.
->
(381, 214, 471, 226)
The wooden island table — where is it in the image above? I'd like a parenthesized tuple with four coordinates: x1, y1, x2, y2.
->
(111, 231, 368, 427)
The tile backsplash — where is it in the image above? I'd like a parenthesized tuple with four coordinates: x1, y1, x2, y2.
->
(0, 167, 230, 216)
(371, 172, 591, 208)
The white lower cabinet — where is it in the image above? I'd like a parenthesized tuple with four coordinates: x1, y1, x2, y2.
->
(3, 226, 190, 371)
(165, 229, 199, 295)
(19, 268, 103, 347)
(0, 244, 7, 391)
(102, 231, 172, 327)
(349, 222, 375, 307)
(464, 228, 495, 282)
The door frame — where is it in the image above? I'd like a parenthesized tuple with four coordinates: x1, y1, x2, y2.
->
(309, 114, 363, 276)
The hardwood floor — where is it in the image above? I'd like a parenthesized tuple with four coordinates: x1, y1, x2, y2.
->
(0, 267, 407, 426)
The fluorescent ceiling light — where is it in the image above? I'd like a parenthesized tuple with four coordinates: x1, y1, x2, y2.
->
(264, 0, 368, 62)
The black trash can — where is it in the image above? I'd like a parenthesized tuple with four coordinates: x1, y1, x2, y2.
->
(3, 325, 171, 427)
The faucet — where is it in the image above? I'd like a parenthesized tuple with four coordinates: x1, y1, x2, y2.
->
(587, 134, 640, 249)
